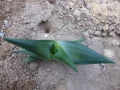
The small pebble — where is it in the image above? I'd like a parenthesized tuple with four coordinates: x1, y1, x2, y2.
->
(96, 25, 102, 31)
(73, 9, 81, 18)
(86, 5, 91, 11)
(4, 20, 11, 28)
(108, 25, 115, 31)
(67, 14, 75, 22)
(30, 62, 39, 71)
(87, 29, 94, 35)
(44, 34, 48, 37)
(82, 31, 89, 39)
(67, 2, 74, 9)
(104, 49, 115, 58)
(116, 30, 120, 35)
(101, 32, 106, 37)
(89, 34, 93, 38)
(103, 24, 109, 32)
(111, 39, 119, 46)
(0, 31, 5, 38)
(94, 31, 100, 36)
(109, 32, 115, 37)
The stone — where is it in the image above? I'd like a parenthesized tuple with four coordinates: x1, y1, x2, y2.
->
(67, 14, 75, 22)
(87, 29, 94, 35)
(103, 49, 115, 59)
(73, 9, 81, 18)
(101, 32, 106, 37)
(109, 32, 115, 37)
(116, 30, 120, 35)
(82, 31, 89, 39)
(0, 31, 5, 38)
(111, 39, 119, 46)
(96, 25, 102, 31)
(67, 2, 74, 9)
(86, 5, 91, 11)
(94, 31, 100, 36)
(103, 24, 109, 32)
(108, 25, 115, 31)
(89, 34, 93, 38)
(4, 20, 12, 28)
(30, 61, 39, 71)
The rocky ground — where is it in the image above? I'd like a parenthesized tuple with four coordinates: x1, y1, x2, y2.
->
(0, 0, 120, 90)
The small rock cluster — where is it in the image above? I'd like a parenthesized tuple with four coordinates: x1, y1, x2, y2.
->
(51, 0, 120, 39)
(82, 23, 120, 39)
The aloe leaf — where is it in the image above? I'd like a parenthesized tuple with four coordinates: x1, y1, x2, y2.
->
(22, 56, 40, 62)
(4, 37, 78, 72)
(52, 45, 78, 72)
(4, 37, 56, 60)
(4, 37, 114, 72)
(57, 41, 114, 64)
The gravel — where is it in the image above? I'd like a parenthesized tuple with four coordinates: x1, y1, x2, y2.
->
(72, 9, 81, 18)
(4, 20, 12, 28)
(87, 29, 94, 35)
(30, 61, 40, 71)
(103, 24, 109, 32)
(96, 24, 102, 31)
(108, 25, 115, 31)
(109, 31, 115, 37)
(101, 32, 107, 37)
(94, 31, 101, 36)
(111, 39, 120, 46)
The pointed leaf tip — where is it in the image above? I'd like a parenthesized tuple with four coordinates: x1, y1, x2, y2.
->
(4, 37, 56, 60)
(57, 41, 115, 65)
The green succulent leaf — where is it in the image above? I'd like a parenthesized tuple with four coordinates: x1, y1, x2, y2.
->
(4, 37, 78, 71)
(4, 37, 114, 72)
(57, 41, 114, 64)
(4, 37, 56, 60)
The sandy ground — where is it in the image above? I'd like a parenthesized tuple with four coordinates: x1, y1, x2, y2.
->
(0, 0, 120, 90)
